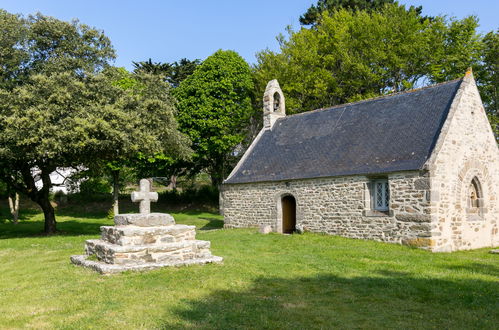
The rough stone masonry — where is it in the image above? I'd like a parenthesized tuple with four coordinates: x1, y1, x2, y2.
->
(222, 72, 499, 252)
(71, 179, 222, 274)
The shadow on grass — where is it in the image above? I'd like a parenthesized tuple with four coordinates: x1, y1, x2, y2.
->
(198, 217, 224, 230)
(445, 263, 499, 277)
(164, 272, 499, 329)
(0, 219, 107, 239)
(0, 208, 41, 224)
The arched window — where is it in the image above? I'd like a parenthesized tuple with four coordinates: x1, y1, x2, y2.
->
(273, 92, 281, 112)
(468, 177, 482, 215)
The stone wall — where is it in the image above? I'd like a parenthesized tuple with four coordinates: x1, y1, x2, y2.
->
(427, 74, 499, 251)
(222, 171, 433, 246)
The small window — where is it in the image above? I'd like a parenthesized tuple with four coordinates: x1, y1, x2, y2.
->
(273, 92, 280, 112)
(468, 177, 482, 215)
(373, 179, 389, 211)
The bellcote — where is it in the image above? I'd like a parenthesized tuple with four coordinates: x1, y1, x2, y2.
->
(263, 79, 285, 129)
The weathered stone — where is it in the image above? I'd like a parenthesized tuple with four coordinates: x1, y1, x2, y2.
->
(221, 73, 499, 252)
(395, 214, 431, 223)
(70, 255, 223, 275)
(71, 178, 223, 274)
(401, 238, 436, 248)
(101, 224, 195, 246)
(414, 178, 430, 190)
(131, 179, 158, 214)
(259, 225, 272, 234)
(114, 213, 174, 227)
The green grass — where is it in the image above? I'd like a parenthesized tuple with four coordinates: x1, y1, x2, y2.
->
(0, 203, 497, 329)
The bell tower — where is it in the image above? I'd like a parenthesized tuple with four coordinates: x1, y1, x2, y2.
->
(263, 79, 285, 130)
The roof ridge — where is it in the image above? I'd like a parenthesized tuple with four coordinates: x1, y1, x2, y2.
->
(284, 78, 463, 119)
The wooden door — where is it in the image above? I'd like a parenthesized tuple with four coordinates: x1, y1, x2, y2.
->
(282, 195, 296, 234)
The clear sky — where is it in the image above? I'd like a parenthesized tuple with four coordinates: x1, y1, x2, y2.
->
(1, 1, 497, 70)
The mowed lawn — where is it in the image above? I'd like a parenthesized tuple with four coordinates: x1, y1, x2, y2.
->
(0, 204, 497, 329)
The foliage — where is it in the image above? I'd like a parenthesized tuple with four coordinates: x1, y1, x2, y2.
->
(0, 206, 497, 328)
(78, 177, 112, 195)
(0, 10, 190, 233)
(476, 30, 499, 141)
(299, 0, 425, 26)
(130, 59, 201, 183)
(175, 50, 254, 185)
(0, 11, 114, 89)
(133, 57, 201, 88)
(159, 184, 219, 206)
(255, 4, 484, 115)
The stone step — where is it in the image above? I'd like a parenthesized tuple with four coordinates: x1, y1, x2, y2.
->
(114, 213, 175, 227)
(101, 224, 196, 246)
(71, 254, 223, 275)
(85, 239, 212, 265)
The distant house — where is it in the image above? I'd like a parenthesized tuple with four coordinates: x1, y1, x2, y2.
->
(34, 167, 81, 194)
(221, 71, 499, 252)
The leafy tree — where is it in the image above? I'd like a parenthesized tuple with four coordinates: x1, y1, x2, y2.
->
(299, 0, 425, 26)
(132, 58, 171, 76)
(175, 50, 254, 186)
(476, 30, 498, 141)
(255, 4, 483, 114)
(102, 67, 191, 215)
(0, 11, 189, 233)
(132, 59, 201, 188)
(133, 58, 200, 88)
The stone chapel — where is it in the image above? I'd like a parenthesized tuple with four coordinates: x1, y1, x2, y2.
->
(221, 71, 499, 252)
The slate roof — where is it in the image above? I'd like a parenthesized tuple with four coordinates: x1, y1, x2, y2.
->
(225, 79, 463, 184)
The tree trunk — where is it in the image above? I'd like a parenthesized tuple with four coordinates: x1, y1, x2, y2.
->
(39, 168, 57, 234)
(112, 170, 120, 215)
(170, 175, 177, 190)
(38, 196, 56, 234)
(8, 192, 19, 224)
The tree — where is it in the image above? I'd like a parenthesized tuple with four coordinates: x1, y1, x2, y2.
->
(299, 0, 425, 26)
(255, 4, 483, 115)
(8, 191, 20, 224)
(133, 58, 201, 88)
(132, 59, 201, 189)
(476, 30, 498, 141)
(175, 50, 254, 186)
(98, 67, 191, 215)
(0, 11, 190, 233)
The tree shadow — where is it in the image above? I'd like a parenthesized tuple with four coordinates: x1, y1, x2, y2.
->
(163, 271, 498, 329)
(444, 263, 499, 277)
(0, 219, 108, 239)
(198, 217, 224, 230)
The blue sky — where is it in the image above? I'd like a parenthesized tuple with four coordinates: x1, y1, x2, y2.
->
(1, 1, 497, 70)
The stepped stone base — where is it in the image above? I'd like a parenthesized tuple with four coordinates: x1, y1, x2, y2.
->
(71, 254, 223, 275)
(71, 213, 223, 274)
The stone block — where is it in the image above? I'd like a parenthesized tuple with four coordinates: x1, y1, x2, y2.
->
(395, 214, 431, 223)
(85, 239, 212, 265)
(114, 213, 175, 227)
(259, 225, 272, 234)
(101, 225, 196, 246)
(70, 254, 223, 275)
(401, 238, 436, 248)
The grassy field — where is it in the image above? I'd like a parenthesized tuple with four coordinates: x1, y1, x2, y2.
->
(0, 201, 497, 329)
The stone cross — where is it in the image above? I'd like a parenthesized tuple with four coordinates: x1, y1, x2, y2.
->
(131, 179, 158, 214)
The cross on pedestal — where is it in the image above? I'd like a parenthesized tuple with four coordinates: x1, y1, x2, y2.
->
(131, 179, 158, 214)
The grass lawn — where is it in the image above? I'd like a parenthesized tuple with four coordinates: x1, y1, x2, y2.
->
(0, 201, 497, 329)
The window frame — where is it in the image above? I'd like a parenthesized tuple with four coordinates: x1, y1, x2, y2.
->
(372, 179, 390, 212)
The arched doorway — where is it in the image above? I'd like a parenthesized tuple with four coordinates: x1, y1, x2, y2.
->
(281, 195, 296, 234)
